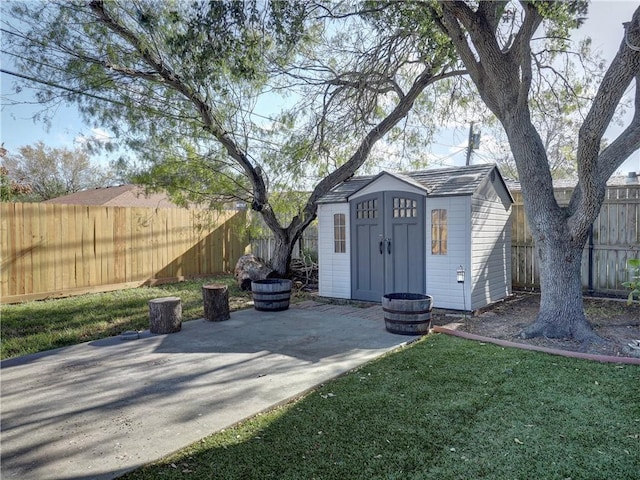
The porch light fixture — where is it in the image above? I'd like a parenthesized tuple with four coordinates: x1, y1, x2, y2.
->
(456, 265, 465, 283)
(457, 265, 467, 320)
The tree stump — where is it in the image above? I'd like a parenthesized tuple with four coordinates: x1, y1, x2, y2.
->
(202, 284, 230, 322)
(149, 297, 182, 334)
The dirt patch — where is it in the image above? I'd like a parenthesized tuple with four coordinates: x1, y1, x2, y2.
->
(431, 292, 640, 358)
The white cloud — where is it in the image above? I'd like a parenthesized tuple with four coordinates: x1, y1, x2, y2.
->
(74, 127, 112, 146)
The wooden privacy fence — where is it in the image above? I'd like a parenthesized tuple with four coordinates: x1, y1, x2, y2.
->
(511, 185, 640, 296)
(1, 203, 247, 303)
(251, 226, 318, 262)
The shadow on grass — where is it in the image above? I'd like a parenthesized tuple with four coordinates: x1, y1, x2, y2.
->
(0, 275, 252, 359)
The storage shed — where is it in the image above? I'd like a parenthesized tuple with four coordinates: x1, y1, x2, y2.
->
(316, 164, 513, 310)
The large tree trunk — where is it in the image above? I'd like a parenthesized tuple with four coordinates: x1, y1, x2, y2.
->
(500, 105, 602, 343)
(270, 239, 293, 277)
(506, 119, 601, 343)
(268, 228, 300, 278)
(520, 232, 598, 343)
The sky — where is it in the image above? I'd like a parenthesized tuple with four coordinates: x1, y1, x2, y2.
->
(1, 0, 639, 175)
(434, 0, 640, 175)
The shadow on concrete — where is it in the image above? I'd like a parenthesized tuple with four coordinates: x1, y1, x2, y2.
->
(1, 303, 413, 480)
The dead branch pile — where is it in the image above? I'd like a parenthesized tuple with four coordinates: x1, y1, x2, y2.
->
(290, 257, 318, 290)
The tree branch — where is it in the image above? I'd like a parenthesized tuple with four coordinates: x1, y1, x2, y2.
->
(596, 74, 640, 177)
(513, 3, 543, 108)
(571, 8, 640, 208)
(567, 7, 640, 231)
(438, 4, 483, 83)
(293, 65, 446, 238)
(100, 62, 160, 81)
(87, 0, 274, 223)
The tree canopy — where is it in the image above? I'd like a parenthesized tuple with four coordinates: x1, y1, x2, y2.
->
(1, 142, 115, 201)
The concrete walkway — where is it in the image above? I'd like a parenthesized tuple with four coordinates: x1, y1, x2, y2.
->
(1, 301, 417, 480)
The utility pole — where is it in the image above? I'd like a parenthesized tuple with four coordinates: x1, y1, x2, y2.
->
(465, 122, 481, 166)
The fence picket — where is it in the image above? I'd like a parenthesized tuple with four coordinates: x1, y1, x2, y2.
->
(2, 183, 637, 303)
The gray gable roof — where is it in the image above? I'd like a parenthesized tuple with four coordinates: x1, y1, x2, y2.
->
(317, 175, 376, 204)
(318, 163, 509, 204)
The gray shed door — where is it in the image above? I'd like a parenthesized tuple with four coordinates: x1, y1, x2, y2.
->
(350, 191, 425, 302)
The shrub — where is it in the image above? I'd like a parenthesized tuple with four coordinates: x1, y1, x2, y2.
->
(622, 258, 640, 305)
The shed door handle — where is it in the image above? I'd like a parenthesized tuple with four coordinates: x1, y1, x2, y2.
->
(379, 240, 384, 254)
(387, 239, 392, 255)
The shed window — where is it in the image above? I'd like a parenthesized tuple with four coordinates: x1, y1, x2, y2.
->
(334, 213, 346, 253)
(431, 209, 447, 255)
(393, 197, 417, 218)
(356, 199, 378, 219)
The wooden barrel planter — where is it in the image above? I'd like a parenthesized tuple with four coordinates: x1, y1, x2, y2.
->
(251, 279, 293, 312)
(382, 293, 433, 335)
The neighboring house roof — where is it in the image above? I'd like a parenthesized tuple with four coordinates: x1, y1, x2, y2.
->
(43, 184, 179, 208)
(506, 171, 640, 192)
(317, 163, 509, 204)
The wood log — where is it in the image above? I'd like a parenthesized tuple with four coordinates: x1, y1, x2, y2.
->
(234, 254, 273, 290)
(149, 297, 182, 334)
(202, 284, 230, 322)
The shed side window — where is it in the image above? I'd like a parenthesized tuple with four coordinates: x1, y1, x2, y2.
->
(431, 209, 447, 255)
(334, 213, 346, 253)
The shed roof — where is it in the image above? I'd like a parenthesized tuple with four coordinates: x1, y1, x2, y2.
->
(318, 163, 506, 204)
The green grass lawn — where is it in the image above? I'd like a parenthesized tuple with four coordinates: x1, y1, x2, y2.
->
(120, 334, 639, 480)
(0, 275, 253, 359)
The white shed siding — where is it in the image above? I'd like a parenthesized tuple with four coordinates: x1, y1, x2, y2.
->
(425, 196, 471, 310)
(317, 203, 351, 299)
(470, 196, 512, 310)
(349, 176, 424, 200)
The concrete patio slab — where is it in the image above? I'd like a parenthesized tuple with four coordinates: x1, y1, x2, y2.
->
(1, 301, 418, 480)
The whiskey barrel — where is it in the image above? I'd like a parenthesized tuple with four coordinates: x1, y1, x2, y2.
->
(382, 293, 433, 335)
(251, 279, 292, 312)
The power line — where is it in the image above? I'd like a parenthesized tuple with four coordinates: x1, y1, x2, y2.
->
(1, 67, 293, 128)
(1, 68, 128, 106)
